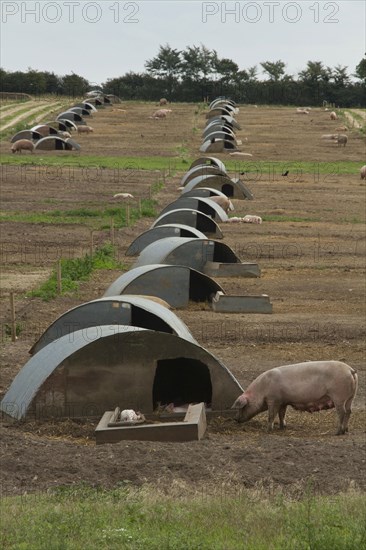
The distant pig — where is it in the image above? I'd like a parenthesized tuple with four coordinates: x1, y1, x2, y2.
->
(232, 361, 358, 435)
(11, 139, 34, 154)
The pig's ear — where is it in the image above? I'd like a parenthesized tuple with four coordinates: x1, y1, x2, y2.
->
(232, 395, 248, 409)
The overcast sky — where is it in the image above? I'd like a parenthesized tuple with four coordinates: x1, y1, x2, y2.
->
(1, 1, 365, 84)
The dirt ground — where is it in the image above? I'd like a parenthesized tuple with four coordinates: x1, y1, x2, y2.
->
(0, 103, 365, 497)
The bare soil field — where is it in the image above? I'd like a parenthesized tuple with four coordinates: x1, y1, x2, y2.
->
(0, 103, 365, 497)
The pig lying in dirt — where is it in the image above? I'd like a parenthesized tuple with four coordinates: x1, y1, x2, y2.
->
(232, 361, 358, 435)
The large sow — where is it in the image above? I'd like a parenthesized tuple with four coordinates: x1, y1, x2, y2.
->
(232, 361, 358, 434)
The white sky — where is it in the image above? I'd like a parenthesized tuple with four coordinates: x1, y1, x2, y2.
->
(1, 1, 365, 85)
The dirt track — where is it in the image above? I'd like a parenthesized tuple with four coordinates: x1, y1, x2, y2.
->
(0, 103, 365, 496)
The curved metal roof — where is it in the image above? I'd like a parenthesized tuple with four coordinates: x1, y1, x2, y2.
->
(189, 157, 226, 171)
(11, 130, 42, 143)
(200, 139, 238, 153)
(158, 197, 228, 222)
(184, 173, 232, 189)
(205, 115, 241, 130)
(69, 107, 91, 116)
(103, 264, 223, 307)
(133, 237, 239, 272)
(56, 111, 84, 123)
(202, 125, 236, 139)
(180, 165, 227, 187)
(206, 107, 233, 119)
(34, 136, 80, 151)
(180, 187, 227, 199)
(183, 176, 251, 200)
(31, 124, 58, 136)
(30, 295, 197, 355)
(74, 102, 98, 112)
(209, 98, 237, 109)
(0, 327, 243, 420)
(203, 131, 237, 144)
(152, 209, 223, 238)
(126, 224, 207, 256)
(44, 120, 68, 131)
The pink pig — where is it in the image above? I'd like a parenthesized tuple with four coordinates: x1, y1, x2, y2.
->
(232, 361, 358, 435)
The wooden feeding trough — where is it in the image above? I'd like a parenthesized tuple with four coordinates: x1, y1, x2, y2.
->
(95, 402, 207, 444)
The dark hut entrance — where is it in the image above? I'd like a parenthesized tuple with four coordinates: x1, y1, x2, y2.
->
(152, 358, 212, 409)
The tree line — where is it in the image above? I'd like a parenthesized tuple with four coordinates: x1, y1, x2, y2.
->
(1, 45, 365, 106)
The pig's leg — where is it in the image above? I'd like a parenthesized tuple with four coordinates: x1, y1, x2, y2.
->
(267, 401, 281, 432)
(342, 397, 354, 433)
(278, 405, 287, 429)
(335, 403, 346, 435)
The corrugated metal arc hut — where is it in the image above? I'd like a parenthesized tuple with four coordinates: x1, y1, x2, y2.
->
(0, 326, 243, 420)
(126, 224, 207, 256)
(30, 295, 198, 355)
(103, 264, 224, 307)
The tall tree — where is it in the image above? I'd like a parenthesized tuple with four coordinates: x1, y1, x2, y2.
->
(60, 73, 90, 97)
(331, 65, 350, 86)
(214, 57, 239, 85)
(260, 60, 287, 81)
(145, 44, 182, 96)
(181, 44, 216, 82)
(354, 56, 366, 82)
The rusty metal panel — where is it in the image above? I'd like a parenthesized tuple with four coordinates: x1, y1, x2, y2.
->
(152, 209, 223, 238)
(31, 124, 58, 136)
(126, 224, 207, 256)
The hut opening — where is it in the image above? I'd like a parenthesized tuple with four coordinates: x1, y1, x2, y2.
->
(222, 183, 234, 197)
(152, 358, 212, 409)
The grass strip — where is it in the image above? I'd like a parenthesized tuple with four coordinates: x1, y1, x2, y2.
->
(1, 484, 365, 550)
(28, 243, 126, 301)
(0, 156, 362, 175)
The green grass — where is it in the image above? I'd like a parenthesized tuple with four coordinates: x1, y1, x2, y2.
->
(0, 156, 363, 175)
(0, 200, 157, 229)
(0, 102, 70, 139)
(1, 484, 365, 549)
(28, 243, 126, 301)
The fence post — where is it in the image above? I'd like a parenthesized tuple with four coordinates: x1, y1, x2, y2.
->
(57, 260, 62, 294)
(10, 292, 16, 342)
(90, 230, 94, 257)
(110, 218, 115, 245)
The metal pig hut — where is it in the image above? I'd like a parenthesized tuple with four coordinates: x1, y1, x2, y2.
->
(152, 209, 223, 238)
(103, 264, 223, 308)
(29, 295, 198, 355)
(0, 326, 243, 420)
(126, 224, 207, 256)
